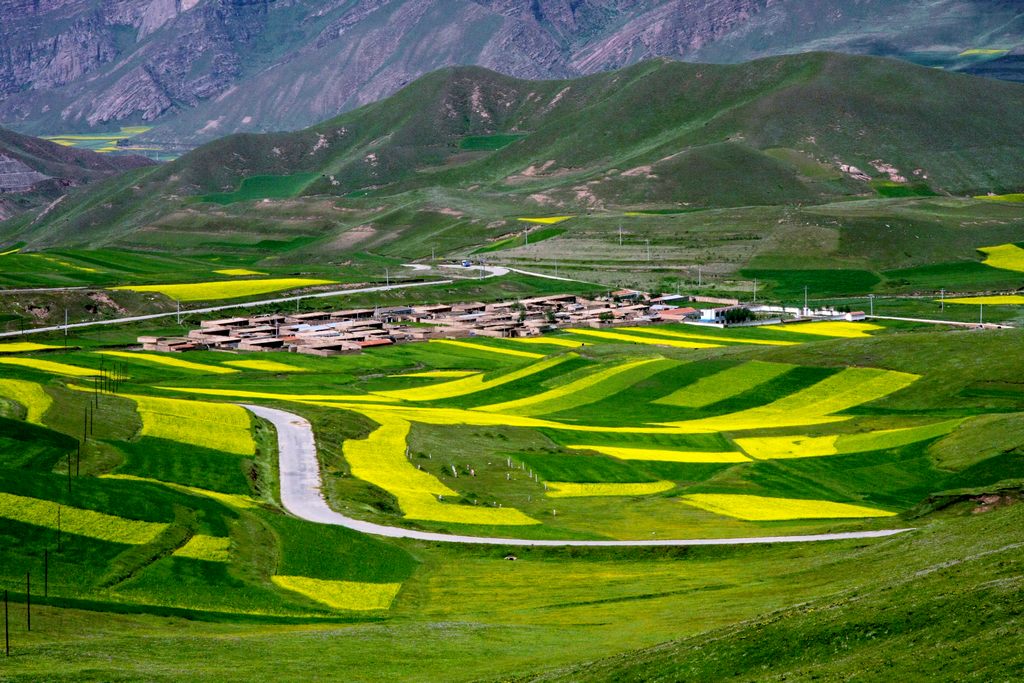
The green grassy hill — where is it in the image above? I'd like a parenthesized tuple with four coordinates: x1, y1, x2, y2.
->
(6, 52, 1024, 252)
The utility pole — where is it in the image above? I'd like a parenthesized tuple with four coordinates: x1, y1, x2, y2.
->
(753, 278, 758, 303)
(524, 228, 529, 246)
(176, 300, 181, 325)
(645, 239, 651, 262)
(385, 268, 390, 288)
(63, 309, 68, 351)
(869, 294, 875, 316)
(980, 303, 984, 325)
(697, 266, 702, 288)
(618, 223, 623, 246)
(940, 288, 945, 312)
(804, 285, 809, 313)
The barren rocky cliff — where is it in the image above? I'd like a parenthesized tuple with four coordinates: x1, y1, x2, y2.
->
(1, 0, 1020, 148)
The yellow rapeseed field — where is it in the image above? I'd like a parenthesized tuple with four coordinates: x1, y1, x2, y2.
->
(566, 328, 721, 349)
(173, 535, 232, 562)
(516, 216, 573, 225)
(507, 337, 584, 348)
(111, 278, 336, 302)
(943, 295, 1024, 305)
(566, 445, 750, 463)
(345, 412, 538, 525)
(98, 351, 238, 374)
(323, 400, 704, 434)
(271, 576, 402, 611)
(222, 359, 306, 372)
(978, 243, 1024, 272)
(0, 357, 101, 377)
(0, 491, 167, 544)
(680, 493, 896, 521)
(736, 419, 962, 459)
(373, 355, 570, 402)
(129, 393, 255, 455)
(476, 358, 670, 416)
(655, 361, 794, 408)
(213, 269, 267, 276)
(659, 367, 918, 433)
(428, 338, 545, 359)
(620, 327, 798, 347)
(32, 254, 97, 273)
(395, 370, 480, 378)
(0, 342, 62, 353)
(0, 378, 52, 423)
(156, 386, 395, 403)
(959, 48, 1009, 56)
(102, 474, 258, 509)
(973, 193, 1024, 202)
(765, 322, 883, 338)
(545, 481, 675, 497)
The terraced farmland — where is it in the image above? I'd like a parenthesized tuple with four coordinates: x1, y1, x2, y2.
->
(0, 320, 1022, 679)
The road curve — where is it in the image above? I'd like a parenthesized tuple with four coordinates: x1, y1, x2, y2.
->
(245, 404, 914, 548)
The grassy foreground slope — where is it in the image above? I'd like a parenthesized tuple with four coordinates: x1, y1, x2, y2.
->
(518, 501, 1024, 683)
(6, 52, 1024, 250)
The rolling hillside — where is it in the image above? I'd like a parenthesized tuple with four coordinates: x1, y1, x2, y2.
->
(0, 127, 153, 221)
(5, 52, 1024, 254)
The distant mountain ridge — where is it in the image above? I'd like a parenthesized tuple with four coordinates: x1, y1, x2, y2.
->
(5, 52, 1023, 249)
(1, 0, 1020, 150)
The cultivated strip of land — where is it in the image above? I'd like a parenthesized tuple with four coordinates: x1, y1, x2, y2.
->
(249, 404, 914, 548)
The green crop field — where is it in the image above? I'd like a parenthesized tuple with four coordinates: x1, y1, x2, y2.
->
(199, 174, 321, 205)
(0, 320, 1021, 679)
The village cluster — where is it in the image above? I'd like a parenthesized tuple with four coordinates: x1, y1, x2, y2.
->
(139, 291, 866, 356)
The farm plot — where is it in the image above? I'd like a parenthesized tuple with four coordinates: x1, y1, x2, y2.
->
(98, 351, 238, 374)
(565, 328, 722, 349)
(128, 393, 255, 455)
(0, 357, 101, 377)
(978, 243, 1024, 273)
(222, 359, 306, 372)
(545, 481, 675, 498)
(620, 327, 798, 347)
(428, 339, 546, 359)
(344, 412, 538, 526)
(943, 295, 1024, 305)
(0, 342, 62, 353)
(680, 494, 896, 521)
(765, 322, 883, 338)
(0, 378, 52, 423)
(271, 576, 402, 611)
(735, 419, 963, 459)
(655, 361, 795, 408)
(172, 535, 232, 562)
(566, 445, 750, 463)
(476, 358, 674, 416)
(659, 368, 919, 432)
(111, 277, 336, 302)
(372, 355, 571, 402)
(0, 491, 167, 544)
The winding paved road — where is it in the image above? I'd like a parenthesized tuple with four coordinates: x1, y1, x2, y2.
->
(245, 404, 914, 547)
